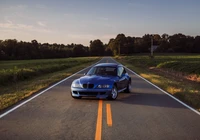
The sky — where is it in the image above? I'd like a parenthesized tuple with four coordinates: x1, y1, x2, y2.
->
(0, 0, 200, 46)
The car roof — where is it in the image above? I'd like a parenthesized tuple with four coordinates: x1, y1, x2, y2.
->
(94, 63, 122, 67)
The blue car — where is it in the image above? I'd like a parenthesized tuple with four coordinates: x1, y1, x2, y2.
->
(71, 63, 131, 100)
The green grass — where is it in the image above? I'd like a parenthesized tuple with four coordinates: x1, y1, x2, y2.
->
(117, 54, 200, 75)
(0, 57, 99, 85)
(115, 54, 200, 111)
(0, 57, 100, 111)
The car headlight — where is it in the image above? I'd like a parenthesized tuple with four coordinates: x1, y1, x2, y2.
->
(97, 84, 110, 88)
(72, 80, 82, 88)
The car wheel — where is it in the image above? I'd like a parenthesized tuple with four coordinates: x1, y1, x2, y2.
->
(125, 80, 131, 93)
(108, 85, 118, 100)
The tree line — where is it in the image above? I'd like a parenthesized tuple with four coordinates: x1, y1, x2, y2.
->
(0, 33, 200, 60)
(0, 40, 89, 60)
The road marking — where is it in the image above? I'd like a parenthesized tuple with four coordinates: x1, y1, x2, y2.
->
(95, 100, 103, 140)
(0, 58, 104, 119)
(106, 104, 112, 127)
(110, 57, 200, 116)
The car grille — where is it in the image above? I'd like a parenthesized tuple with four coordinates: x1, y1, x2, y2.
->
(82, 84, 94, 89)
(79, 92, 106, 96)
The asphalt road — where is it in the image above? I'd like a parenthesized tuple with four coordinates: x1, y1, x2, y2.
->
(0, 57, 200, 140)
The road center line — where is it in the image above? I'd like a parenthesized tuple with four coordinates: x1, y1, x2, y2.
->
(95, 100, 103, 140)
(106, 104, 112, 127)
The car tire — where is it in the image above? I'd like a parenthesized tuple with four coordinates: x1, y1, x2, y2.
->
(124, 80, 131, 93)
(108, 85, 118, 100)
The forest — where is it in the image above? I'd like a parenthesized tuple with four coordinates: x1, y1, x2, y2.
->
(0, 33, 200, 60)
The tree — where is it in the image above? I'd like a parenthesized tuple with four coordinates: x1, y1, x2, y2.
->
(141, 34, 151, 52)
(107, 38, 115, 55)
(157, 34, 170, 52)
(114, 34, 126, 55)
(108, 34, 127, 55)
(0, 40, 6, 59)
(152, 34, 161, 46)
(134, 37, 143, 53)
(73, 44, 88, 57)
(168, 33, 188, 52)
(2, 39, 18, 59)
(90, 39, 105, 56)
(193, 36, 200, 53)
(185, 36, 194, 53)
(31, 40, 40, 59)
(123, 36, 135, 54)
(1, 33, 200, 60)
(104, 44, 113, 56)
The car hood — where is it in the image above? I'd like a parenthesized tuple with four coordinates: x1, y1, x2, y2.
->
(79, 75, 117, 84)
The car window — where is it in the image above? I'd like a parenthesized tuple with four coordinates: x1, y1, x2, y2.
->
(87, 66, 117, 76)
(87, 67, 96, 75)
(122, 67, 126, 74)
(117, 66, 124, 77)
(106, 67, 117, 76)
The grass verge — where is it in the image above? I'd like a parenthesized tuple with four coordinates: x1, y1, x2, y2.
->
(115, 55, 200, 111)
(0, 57, 100, 111)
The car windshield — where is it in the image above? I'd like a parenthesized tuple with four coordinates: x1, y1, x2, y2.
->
(87, 66, 117, 76)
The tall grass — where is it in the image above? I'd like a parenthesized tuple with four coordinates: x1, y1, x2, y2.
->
(119, 54, 200, 75)
(0, 57, 98, 86)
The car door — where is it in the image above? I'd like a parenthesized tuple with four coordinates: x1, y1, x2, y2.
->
(122, 67, 129, 87)
(117, 66, 127, 90)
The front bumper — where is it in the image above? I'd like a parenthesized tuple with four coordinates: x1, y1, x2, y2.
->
(71, 87, 112, 98)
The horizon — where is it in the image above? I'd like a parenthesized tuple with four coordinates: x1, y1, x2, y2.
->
(0, 0, 200, 46)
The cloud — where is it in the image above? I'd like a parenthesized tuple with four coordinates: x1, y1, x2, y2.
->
(68, 34, 97, 39)
(0, 22, 33, 30)
(37, 21, 46, 27)
(0, 21, 51, 33)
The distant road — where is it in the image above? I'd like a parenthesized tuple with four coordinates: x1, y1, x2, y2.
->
(0, 57, 200, 140)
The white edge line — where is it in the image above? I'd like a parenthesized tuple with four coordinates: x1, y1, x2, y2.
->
(110, 57, 200, 116)
(0, 58, 103, 119)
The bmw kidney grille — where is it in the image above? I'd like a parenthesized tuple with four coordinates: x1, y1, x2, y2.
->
(82, 84, 94, 89)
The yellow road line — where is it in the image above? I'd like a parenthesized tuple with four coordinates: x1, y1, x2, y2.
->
(95, 100, 103, 140)
(106, 104, 112, 127)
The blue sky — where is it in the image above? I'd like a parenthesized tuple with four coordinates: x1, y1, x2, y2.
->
(0, 0, 200, 46)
